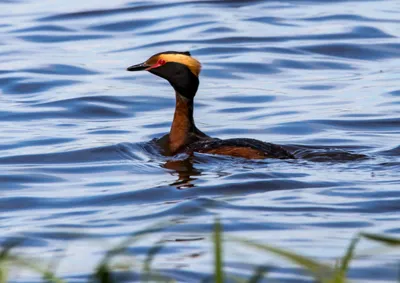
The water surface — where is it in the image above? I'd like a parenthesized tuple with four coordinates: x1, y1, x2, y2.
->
(1, 0, 400, 282)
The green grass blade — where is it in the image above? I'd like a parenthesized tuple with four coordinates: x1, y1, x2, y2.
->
(214, 219, 224, 283)
(232, 237, 333, 283)
(247, 265, 270, 283)
(334, 236, 359, 283)
(361, 233, 400, 246)
(142, 242, 167, 282)
(6, 255, 65, 283)
(93, 263, 112, 283)
(201, 274, 246, 283)
(0, 261, 7, 283)
(0, 239, 22, 259)
(93, 224, 166, 280)
(104, 226, 164, 262)
(200, 275, 213, 283)
(0, 240, 17, 283)
(143, 243, 164, 275)
(0, 239, 64, 283)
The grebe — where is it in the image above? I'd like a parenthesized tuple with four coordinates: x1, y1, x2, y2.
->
(127, 51, 294, 159)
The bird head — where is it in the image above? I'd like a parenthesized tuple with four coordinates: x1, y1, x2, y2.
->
(127, 51, 201, 99)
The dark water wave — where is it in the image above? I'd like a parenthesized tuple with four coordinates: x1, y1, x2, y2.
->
(1, 0, 400, 282)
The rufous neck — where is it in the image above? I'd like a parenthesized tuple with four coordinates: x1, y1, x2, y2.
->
(169, 92, 195, 153)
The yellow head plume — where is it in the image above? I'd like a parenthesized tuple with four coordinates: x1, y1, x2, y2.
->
(146, 51, 201, 77)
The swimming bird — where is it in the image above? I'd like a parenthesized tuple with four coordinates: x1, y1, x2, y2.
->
(127, 51, 294, 159)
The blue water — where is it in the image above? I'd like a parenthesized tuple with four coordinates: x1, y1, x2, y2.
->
(1, 0, 400, 281)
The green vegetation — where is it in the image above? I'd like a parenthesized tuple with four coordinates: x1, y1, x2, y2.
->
(0, 223, 399, 283)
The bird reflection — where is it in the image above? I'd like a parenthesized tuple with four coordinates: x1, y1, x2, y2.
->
(162, 157, 201, 189)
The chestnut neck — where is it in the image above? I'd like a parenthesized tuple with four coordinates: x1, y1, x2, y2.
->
(169, 92, 195, 153)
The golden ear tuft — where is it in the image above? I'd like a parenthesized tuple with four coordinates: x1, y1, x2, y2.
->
(155, 53, 202, 77)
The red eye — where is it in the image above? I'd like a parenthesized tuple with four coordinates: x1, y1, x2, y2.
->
(146, 59, 167, 71)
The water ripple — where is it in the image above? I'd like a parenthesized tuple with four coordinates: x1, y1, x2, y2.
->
(1, 0, 400, 282)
